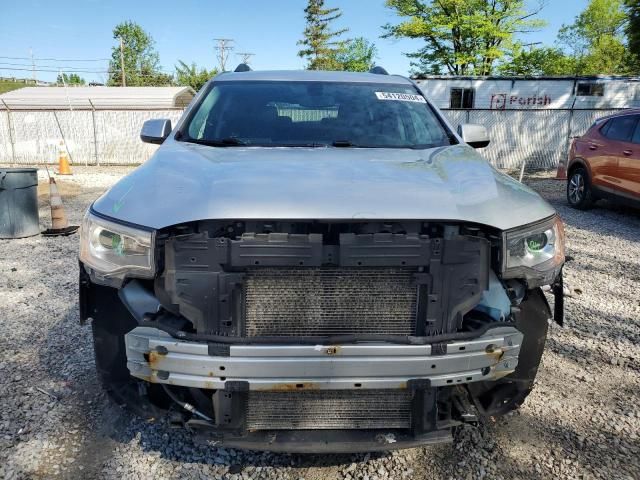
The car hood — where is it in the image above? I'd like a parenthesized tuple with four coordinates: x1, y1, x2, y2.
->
(92, 141, 555, 231)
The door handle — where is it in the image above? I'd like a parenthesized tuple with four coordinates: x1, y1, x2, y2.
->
(589, 144, 598, 150)
(623, 150, 633, 156)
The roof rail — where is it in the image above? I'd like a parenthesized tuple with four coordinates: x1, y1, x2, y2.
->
(369, 66, 389, 75)
(234, 63, 252, 72)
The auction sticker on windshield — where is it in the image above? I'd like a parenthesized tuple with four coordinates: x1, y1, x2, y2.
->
(375, 92, 427, 103)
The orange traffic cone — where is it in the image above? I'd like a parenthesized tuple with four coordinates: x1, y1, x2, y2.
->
(555, 160, 567, 180)
(57, 141, 72, 175)
(49, 178, 68, 229)
(41, 177, 78, 236)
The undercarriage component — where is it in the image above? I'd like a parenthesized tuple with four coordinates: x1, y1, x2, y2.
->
(188, 426, 453, 454)
(552, 270, 565, 326)
(467, 288, 551, 416)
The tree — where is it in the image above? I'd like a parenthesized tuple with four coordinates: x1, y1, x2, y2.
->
(498, 47, 577, 75)
(298, 0, 349, 70)
(175, 61, 218, 91)
(558, 0, 628, 75)
(626, 0, 640, 65)
(335, 37, 378, 72)
(108, 21, 173, 86)
(56, 73, 86, 85)
(383, 0, 546, 75)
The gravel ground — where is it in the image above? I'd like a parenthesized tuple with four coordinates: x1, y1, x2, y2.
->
(0, 166, 638, 480)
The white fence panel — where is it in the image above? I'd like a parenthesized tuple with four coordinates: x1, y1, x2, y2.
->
(95, 110, 184, 165)
(473, 110, 570, 170)
(0, 110, 12, 162)
(0, 109, 185, 165)
(441, 108, 620, 170)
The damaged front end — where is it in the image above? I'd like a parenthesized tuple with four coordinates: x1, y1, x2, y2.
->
(80, 213, 562, 452)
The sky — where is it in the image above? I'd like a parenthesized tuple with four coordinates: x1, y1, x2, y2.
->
(0, 0, 588, 84)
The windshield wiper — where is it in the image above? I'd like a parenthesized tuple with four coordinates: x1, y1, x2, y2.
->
(333, 140, 447, 149)
(184, 137, 247, 147)
(275, 142, 329, 148)
(332, 140, 359, 148)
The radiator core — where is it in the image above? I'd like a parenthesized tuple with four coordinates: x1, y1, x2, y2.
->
(243, 268, 418, 337)
(246, 390, 413, 430)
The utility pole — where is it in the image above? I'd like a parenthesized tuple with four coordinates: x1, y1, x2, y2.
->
(119, 36, 126, 87)
(236, 52, 255, 65)
(30, 47, 36, 83)
(213, 38, 234, 71)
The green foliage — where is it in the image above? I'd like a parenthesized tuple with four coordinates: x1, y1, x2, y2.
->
(56, 73, 85, 85)
(498, 47, 578, 75)
(559, 0, 626, 52)
(558, 0, 629, 75)
(383, 0, 546, 75)
(335, 37, 378, 72)
(0, 81, 26, 95)
(298, 0, 349, 70)
(625, 0, 640, 67)
(175, 61, 217, 91)
(108, 21, 173, 86)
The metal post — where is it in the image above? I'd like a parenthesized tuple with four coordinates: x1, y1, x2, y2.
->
(119, 37, 127, 87)
(518, 158, 526, 183)
(564, 94, 578, 169)
(1, 100, 16, 166)
(88, 99, 99, 166)
(52, 110, 74, 165)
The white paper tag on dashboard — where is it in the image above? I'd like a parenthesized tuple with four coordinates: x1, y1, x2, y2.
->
(375, 92, 427, 103)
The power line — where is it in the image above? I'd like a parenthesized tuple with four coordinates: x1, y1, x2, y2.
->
(0, 55, 111, 62)
(0, 62, 176, 75)
(0, 62, 109, 72)
(213, 38, 234, 72)
(0, 67, 174, 79)
(0, 67, 109, 74)
(0, 67, 105, 73)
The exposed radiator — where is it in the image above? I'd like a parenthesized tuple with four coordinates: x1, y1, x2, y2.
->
(246, 390, 413, 430)
(243, 268, 418, 337)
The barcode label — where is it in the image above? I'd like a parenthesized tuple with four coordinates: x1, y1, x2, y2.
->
(375, 92, 427, 103)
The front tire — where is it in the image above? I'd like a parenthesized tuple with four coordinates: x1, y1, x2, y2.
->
(82, 277, 164, 419)
(567, 167, 595, 210)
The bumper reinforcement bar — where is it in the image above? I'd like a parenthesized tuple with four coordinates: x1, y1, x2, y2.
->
(125, 326, 523, 391)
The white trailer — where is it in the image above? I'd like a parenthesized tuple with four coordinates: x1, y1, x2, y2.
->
(412, 76, 640, 170)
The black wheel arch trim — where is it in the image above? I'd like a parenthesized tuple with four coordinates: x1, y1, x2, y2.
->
(567, 158, 591, 180)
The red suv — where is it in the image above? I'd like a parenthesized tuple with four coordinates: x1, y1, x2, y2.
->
(563, 110, 640, 209)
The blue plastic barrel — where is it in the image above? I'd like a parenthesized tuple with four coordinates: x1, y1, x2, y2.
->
(0, 168, 40, 238)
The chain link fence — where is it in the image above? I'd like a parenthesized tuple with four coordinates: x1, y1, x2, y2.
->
(0, 105, 624, 169)
(0, 108, 184, 166)
(440, 108, 623, 170)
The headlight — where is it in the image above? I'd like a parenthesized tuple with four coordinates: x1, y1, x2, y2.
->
(502, 215, 565, 287)
(79, 210, 155, 282)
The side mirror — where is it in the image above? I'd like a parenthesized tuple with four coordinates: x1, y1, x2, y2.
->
(457, 123, 490, 149)
(140, 119, 172, 144)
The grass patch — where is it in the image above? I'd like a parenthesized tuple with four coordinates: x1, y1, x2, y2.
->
(0, 81, 28, 95)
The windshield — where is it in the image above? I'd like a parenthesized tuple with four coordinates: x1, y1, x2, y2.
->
(180, 81, 454, 149)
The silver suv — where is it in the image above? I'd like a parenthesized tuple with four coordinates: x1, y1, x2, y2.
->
(79, 67, 565, 453)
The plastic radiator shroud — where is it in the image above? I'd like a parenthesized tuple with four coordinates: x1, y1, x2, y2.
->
(158, 231, 490, 336)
